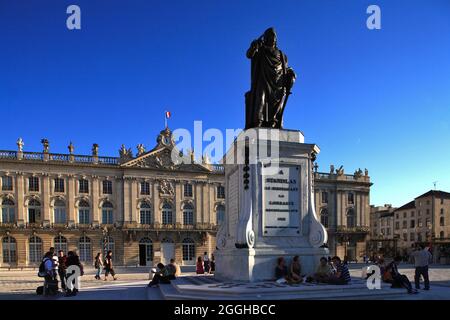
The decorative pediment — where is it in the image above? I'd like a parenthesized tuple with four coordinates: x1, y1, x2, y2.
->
(119, 127, 213, 173)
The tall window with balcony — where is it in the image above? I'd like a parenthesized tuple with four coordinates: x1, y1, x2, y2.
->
(1, 176, 13, 191)
(162, 203, 173, 225)
(346, 208, 355, 228)
(78, 200, 90, 224)
(320, 209, 329, 228)
(54, 178, 64, 193)
(2, 236, 17, 264)
(103, 180, 113, 195)
(29, 236, 42, 263)
(53, 199, 66, 224)
(140, 202, 152, 225)
(28, 199, 41, 224)
(1, 199, 15, 223)
(102, 201, 114, 224)
(216, 205, 225, 225)
(184, 183, 193, 197)
(217, 185, 225, 199)
(29, 176, 39, 192)
(79, 179, 89, 194)
(140, 181, 150, 195)
(183, 204, 194, 226)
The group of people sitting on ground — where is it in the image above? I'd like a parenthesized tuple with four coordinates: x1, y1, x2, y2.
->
(372, 244, 432, 294)
(275, 255, 351, 285)
(196, 252, 215, 274)
(147, 258, 181, 287)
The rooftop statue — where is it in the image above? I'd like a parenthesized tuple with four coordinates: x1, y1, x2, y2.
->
(245, 27, 296, 129)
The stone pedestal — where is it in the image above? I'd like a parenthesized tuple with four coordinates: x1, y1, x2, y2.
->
(215, 128, 328, 282)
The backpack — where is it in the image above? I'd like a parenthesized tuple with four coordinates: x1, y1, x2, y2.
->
(38, 258, 50, 277)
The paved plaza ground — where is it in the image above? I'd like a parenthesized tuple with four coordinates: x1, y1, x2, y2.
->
(0, 264, 449, 300)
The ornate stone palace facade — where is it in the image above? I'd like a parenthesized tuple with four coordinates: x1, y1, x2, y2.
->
(0, 128, 371, 267)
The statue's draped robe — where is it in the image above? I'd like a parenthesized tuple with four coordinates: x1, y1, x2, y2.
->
(245, 42, 287, 129)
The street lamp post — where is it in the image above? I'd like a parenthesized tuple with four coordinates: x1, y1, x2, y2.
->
(102, 226, 108, 257)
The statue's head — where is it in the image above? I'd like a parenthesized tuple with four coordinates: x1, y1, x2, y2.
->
(263, 27, 277, 47)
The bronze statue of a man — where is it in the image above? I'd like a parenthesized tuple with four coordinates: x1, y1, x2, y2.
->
(245, 27, 296, 130)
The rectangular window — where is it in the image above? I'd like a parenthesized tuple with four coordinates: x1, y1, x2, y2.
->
(217, 185, 225, 199)
(402, 221, 407, 229)
(410, 211, 415, 217)
(410, 233, 415, 242)
(418, 210, 421, 216)
(140, 210, 152, 225)
(403, 212, 407, 218)
(140, 182, 150, 195)
(103, 180, 113, 195)
(395, 222, 400, 230)
(1, 176, 13, 191)
(184, 183, 193, 197)
(54, 208, 66, 224)
(441, 208, 444, 215)
(102, 209, 113, 224)
(79, 209, 90, 224)
(441, 198, 444, 205)
(440, 217, 445, 226)
(426, 209, 430, 215)
(418, 219, 423, 227)
(2, 207, 15, 223)
(29, 177, 39, 192)
(410, 220, 415, 228)
(54, 178, 65, 193)
(348, 193, 354, 204)
(403, 233, 407, 241)
(321, 192, 328, 204)
(79, 179, 89, 194)
(387, 228, 391, 236)
(426, 218, 431, 227)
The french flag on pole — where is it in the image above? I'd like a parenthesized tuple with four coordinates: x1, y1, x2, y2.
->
(165, 111, 171, 119)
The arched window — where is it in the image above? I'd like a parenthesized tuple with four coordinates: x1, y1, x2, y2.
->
(53, 199, 66, 224)
(78, 200, 90, 224)
(1, 199, 15, 223)
(162, 203, 173, 225)
(347, 209, 356, 228)
(101, 201, 114, 224)
(183, 203, 194, 225)
(101, 236, 115, 260)
(216, 205, 225, 225)
(79, 236, 92, 262)
(54, 235, 67, 254)
(320, 208, 329, 228)
(28, 199, 41, 224)
(2, 236, 17, 263)
(182, 238, 195, 264)
(29, 236, 42, 263)
(140, 202, 152, 225)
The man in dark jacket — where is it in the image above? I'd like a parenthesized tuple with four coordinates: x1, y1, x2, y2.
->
(57, 250, 67, 291)
(65, 251, 83, 296)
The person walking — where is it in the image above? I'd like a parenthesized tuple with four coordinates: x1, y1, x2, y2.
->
(411, 244, 432, 290)
(94, 252, 103, 280)
(57, 250, 67, 291)
(104, 250, 117, 281)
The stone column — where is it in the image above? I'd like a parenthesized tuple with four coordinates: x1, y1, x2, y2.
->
(341, 192, 346, 226)
(67, 175, 75, 225)
(131, 179, 138, 223)
(116, 177, 124, 224)
(202, 183, 209, 224)
(175, 182, 182, 224)
(123, 178, 131, 223)
(92, 176, 99, 225)
(153, 181, 160, 224)
(209, 184, 215, 225)
(357, 192, 362, 226)
(42, 174, 50, 225)
(195, 182, 203, 224)
(336, 190, 341, 226)
(15, 173, 25, 225)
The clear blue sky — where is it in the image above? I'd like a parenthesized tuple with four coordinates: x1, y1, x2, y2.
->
(1, 0, 449, 207)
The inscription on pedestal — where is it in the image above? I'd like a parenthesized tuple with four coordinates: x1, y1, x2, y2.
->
(262, 165, 300, 236)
